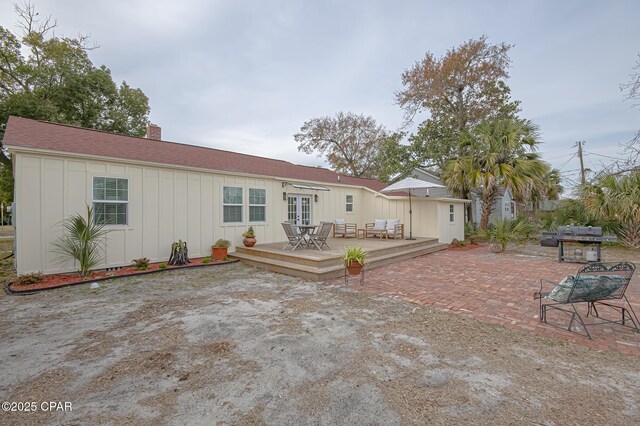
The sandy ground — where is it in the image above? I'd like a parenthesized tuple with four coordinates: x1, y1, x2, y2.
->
(1, 262, 639, 425)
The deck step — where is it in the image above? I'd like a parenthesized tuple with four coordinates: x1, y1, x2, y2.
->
(231, 240, 448, 281)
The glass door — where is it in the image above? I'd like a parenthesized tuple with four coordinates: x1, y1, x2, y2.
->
(287, 195, 312, 225)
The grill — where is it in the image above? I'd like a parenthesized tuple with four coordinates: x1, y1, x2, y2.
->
(539, 226, 617, 263)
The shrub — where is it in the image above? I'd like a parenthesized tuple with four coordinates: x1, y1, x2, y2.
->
(344, 246, 366, 266)
(464, 221, 475, 238)
(132, 257, 150, 270)
(158, 263, 167, 269)
(478, 218, 537, 252)
(201, 257, 212, 264)
(450, 238, 466, 248)
(51, 206, 109, 278)
(17, 272, 44, 285)
(213, 239, 231, 248)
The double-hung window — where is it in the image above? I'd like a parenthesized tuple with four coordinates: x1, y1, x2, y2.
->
(346, 195, 354, 212)
(449, 204, 455, 222)
(93, 177, 128, 225)
(249, 188, 266, 222)
(223, 186, 243, 223)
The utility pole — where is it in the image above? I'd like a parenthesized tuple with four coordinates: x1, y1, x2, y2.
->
(576, 141, 586, 186)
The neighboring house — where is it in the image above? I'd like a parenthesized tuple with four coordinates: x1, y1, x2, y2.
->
(406, 168, 455, 199)
(397, 168, 517, 227)
(3, 116, 467, 275)
(472, 187, 517, 227)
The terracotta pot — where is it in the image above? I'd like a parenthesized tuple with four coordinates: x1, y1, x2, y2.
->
(243, 237, 256, 247)
(346, 260, 363, 276)
(211, 246, 228, 261)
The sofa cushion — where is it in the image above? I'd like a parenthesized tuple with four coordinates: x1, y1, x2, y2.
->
(548, 275, 625, 303)
(335, 219, 346, 225)
(386, 219, 400, 233)
(373, 219, 386, 230)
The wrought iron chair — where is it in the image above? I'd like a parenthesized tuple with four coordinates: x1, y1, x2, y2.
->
(282, 221, 305, 251)
(309, 221, 333, 250)
(534, 261, 637, 339)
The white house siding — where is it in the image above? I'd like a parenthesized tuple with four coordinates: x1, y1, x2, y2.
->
(437, 202, 465, 244)
(13, 152, 368, 274)
(13, 151, 467, 275)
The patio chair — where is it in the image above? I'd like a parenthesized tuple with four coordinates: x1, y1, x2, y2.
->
(282, 221, 306, 250)
(333, 219, 357, 238)
(385, 219, 404, 239)
(365, 219, 388, 239)
(534, 261, 638, 339)
(309, 221, 333, 250)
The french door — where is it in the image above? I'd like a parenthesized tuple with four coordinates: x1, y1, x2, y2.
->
(287, 195, 312, 225)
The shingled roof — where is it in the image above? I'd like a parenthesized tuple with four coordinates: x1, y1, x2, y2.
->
(3, 116, 388, 192)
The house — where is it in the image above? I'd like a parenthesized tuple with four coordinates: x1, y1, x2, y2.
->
(399, 168, 519, 227)
(404, 168, 454, 198)
(471, 188, 517, 227)
(3, 116, 467, 275)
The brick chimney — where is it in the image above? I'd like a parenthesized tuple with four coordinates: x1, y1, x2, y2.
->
(146, 123, 161, 140)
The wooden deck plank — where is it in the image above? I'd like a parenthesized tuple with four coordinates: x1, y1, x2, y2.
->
(232, 237, 448, 281)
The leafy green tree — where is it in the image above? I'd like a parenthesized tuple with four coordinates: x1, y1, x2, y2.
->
(0, 2, 150, 167)
(582, 172, 640, 248)
(294, 112, 390, 179)
(394, 36, 520, 165)
(442, 119, 549, 229)
(384, 36, 522, 220)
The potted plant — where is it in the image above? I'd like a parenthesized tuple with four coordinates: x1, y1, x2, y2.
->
(344, 246, 366, 276)
(212, 239, 231, 261)
(242, 226, 257, 247)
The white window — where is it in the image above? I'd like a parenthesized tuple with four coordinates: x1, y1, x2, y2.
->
(223, 186, 243, 223)
(346, 195, 353, 212)
(249, 188, 266, 222)
(93, 177, 128, 225)
(449, 204, 455, 223)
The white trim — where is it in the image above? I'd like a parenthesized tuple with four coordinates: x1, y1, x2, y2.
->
(222, 186, 243, 224)
(248, 187, 267, 223)
(92, 176, 129, 226)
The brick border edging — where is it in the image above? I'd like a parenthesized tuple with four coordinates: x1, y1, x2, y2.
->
(4, 259, 240, 296)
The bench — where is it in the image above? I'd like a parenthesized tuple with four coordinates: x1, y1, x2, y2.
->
(534, 262, 638, 339)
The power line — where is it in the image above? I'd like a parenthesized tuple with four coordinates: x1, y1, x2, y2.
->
(555, 153, 577, 171)
(584, 151, 626, 161)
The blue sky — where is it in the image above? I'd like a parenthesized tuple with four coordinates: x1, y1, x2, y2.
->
(1, 0, 638, 188)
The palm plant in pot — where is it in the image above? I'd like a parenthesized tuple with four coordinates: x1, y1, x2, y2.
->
(212, 239, 231, 261)
(344, 246, 366, 276)
(242, 226, 257, 247)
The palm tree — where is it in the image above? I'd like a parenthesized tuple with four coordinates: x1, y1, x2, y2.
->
(442, 119, 549, 229)
(582, 172, 640, 248)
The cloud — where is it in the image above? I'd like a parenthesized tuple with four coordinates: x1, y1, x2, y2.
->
(0, 0, 638, 191)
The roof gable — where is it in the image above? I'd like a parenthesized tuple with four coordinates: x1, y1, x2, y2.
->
(3, 116, 388, 192)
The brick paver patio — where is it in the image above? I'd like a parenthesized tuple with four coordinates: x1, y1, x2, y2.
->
(335, 246, 640, 356)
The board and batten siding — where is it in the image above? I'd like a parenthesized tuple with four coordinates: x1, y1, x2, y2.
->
(14, 153, 370, 275)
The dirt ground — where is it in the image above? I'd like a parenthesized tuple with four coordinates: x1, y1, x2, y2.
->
(1, 261, 639, 425)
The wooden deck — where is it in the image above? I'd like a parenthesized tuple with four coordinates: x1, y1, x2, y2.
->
(231, 237, 448, 281)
